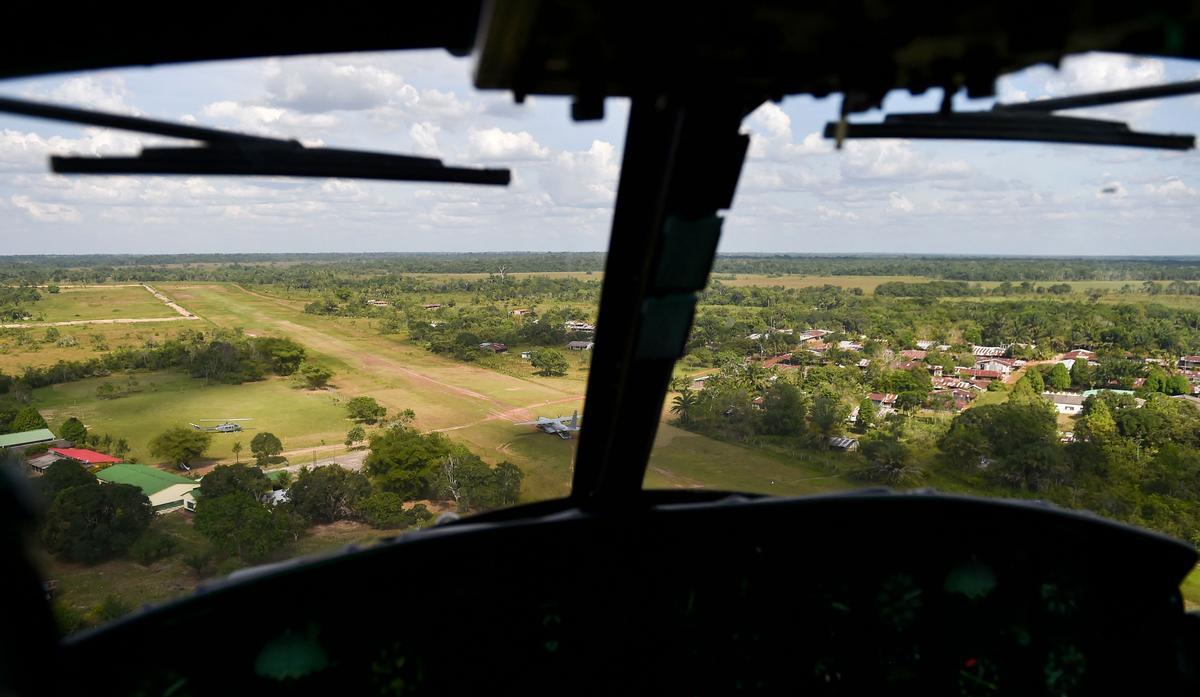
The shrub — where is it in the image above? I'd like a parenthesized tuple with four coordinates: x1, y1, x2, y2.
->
(129, 530, 178, 565)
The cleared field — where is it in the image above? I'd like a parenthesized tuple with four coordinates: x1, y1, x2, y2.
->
(0, 323, 187, 373)
(26, 285, 176, 322)
(35, 372, 348, 466)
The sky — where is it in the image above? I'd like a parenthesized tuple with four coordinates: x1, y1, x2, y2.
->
(0, 50, 1196, 255)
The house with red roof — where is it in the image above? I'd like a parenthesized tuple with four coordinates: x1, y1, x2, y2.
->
(956, 367, 1002, 380)
(49, 447, 122, 466)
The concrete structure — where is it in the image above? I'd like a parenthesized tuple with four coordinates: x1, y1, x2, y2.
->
(95, 464, 199, 514)
(1043, 392, 1085, 415)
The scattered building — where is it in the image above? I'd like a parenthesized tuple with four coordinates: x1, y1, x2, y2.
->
(48, 447, 122, 467)
(564, 320, 595, 333)
(900, 349, 927, 361)
(837, 340, 863, 351)
(422, 303, 443, 310)
(690, 375, 713, 390)
(510, 308, 532, 316)
(95, 464, 199, 514)
(1043, 392, 1085, 415)
(1063, 349, 1099, 366)
(520, 351, 533, 360)
(828, 436, 859, 451)
(1179, 355, 1200, 371)
(566, 340, 594, 351)
(366, 299, 390, 307)
(479, 342, 508, 353)
(915, 340, 936, 350)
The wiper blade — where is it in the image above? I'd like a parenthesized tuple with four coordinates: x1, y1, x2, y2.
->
(0, 95, 510, 185)
(824, 79, 1199, 151)
(822, 111, 1194, 150)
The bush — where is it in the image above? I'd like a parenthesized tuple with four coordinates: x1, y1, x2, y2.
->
(86, 595, 133, 626)
(129, 530, 178, 565)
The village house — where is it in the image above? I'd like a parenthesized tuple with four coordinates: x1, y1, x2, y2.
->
(422, 303, 443, 310)
(899, 349, 927, 361)
(1043, 392, 1085, 415)
(837, 340, 863, 351)
(564, 320, 595, 333)
(956, 367, 1003, 381)
(479, 342, 508, 353)
(1062, 349, 1100, 366)
(0, 428, 58, 456)
(690, 374, 713, 390)
(566, 340, 594, 351)
(365, 299, 390, 307)
(807, 341, 832, 355)
(915, 340, 935, 350)
(510, 308, 532, 316)
(867, 393, 898, 415)
(520, 351, 533, 360)
(761, 353, 793, 368)
(48, 447, 122, 468)
(95, 463, 199, 514)
(1178, 355, 1200, 370)
(798, 329, 832, 342)
(975, 357, 1019, 374)
(828, 436, 859, 452)
(971, 345, 1008, 358)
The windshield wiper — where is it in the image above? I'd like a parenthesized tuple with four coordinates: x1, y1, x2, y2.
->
(0, 96, 510, 185)
(824, 79, 1200, 151)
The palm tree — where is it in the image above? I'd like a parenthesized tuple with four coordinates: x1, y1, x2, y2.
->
(232, 440, 243, 464)
(670, 390, 698, 425)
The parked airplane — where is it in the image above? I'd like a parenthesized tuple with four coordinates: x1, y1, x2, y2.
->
(517, 411, 580, 439)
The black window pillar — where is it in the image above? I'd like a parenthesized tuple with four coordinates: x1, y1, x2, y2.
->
(571, 95, 753, 506)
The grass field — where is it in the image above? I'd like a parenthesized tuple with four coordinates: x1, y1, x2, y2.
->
(27, 285, 177, 322)
(35, 371, 349, 466)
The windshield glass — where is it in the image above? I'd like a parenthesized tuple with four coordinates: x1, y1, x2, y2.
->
(2, 50, 1199, 632)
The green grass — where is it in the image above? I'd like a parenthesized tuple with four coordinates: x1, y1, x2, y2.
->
(34, 371, 348, 466)
(1182, 565, 1200, 608)
(28, 285, 177, 322)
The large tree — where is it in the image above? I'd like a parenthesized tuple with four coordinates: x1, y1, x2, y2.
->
(366, 427, 455, 500)
(759, 382, 806, 436)
(59, 417, 87, 444)
(1047, 363, 1071, 391)
(346, 396, 388, 424)
(194, 493, 301, 562)
(530, 349, 569, 377)
(199, 463, 271, 501)
(9, 406, 47, 433)
(149, 426, 212, 468)
(250, 432, 284, 465)
(287, 465, 371, 524)
(42, 482, 151, 563)
(810, 394, 849, 441)
(35, 460, 96, 503)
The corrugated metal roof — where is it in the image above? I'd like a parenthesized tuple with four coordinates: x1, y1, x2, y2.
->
(0, 428, 56, 448)
(96, 464, 194, 496)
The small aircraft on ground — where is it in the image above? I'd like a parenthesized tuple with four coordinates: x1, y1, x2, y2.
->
(517, 411, 580, 439)
(189, 418, 253, 433)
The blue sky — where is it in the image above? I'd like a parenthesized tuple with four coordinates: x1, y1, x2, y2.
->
(0, 50, 1196, 255)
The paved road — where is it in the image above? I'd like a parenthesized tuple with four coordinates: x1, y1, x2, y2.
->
(272, 448, 369, 474)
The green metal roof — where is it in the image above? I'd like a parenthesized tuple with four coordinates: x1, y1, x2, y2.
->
(0, 428, 56, 448)
(96, 464, 195, 496)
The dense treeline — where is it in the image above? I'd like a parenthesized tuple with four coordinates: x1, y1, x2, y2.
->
(0, 329, 306, 396)
(690, 282, 1200, 358)
(7, 254, 1200, 286)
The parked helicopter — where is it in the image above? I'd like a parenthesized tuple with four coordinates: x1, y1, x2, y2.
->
(517, 411, 580, 439)
(189, 418, 253, 433)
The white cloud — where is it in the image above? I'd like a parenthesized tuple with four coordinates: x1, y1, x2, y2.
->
(842, 140, 972, 181)
(11, 195, 81, 222)
(888, 191, 914, 212)
(202, 101, 340, 135)
(409, 122, 441, 157)
(540, 140, 620, 207)
(467, 127, 549, 160)
(32, 75, 138, 114)
(815, 204, 858, 221)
